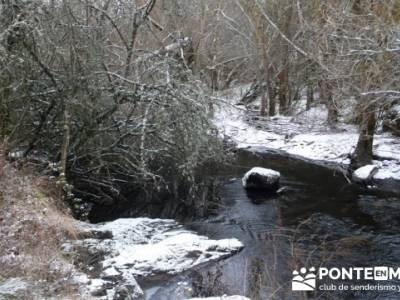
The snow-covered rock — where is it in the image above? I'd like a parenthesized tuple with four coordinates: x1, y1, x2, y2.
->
(187, 296, 250, 300)
(73, 272, 143, 299)
(242, 167, 280, 190)
(353, 165, 379, 183)
(68, 218, 243, 299)
(102, 231, 243, 277)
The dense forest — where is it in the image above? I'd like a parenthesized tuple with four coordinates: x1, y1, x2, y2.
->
(1, 1, 400, 299)
(1, 0, 400, 214)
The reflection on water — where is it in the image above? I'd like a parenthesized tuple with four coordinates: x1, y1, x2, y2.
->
(141, 150, 400, 300)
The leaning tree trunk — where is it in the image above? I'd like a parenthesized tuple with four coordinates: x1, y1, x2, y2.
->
(351, 102, 376, 169)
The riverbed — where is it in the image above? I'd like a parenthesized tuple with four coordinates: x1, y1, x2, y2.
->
(140, 150, 400, 300)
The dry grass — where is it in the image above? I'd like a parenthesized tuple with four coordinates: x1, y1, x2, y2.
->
(0, 144, 85, 299)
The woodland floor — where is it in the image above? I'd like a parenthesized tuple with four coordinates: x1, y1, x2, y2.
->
(214, 85, 400, 182)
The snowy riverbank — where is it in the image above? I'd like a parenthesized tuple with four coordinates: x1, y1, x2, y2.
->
(68, 218, 243, 299)
(214, 86, 400, 184)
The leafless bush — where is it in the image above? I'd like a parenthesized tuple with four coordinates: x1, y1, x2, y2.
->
(0, 0, 225, 217)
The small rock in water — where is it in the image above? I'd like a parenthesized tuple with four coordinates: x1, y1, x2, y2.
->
(242, 167, 280, 191)
(352, 165, 379, 183)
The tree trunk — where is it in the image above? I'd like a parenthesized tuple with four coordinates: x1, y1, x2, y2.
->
(210, 68, 218, 91)
(255, 4, 269, 116)
(268, 82, 276, 116)
(277, 3, 293, 116)
(260, 88, 269, 116)
(351, 103, 376, 169)
(319, 80, 338, 127)
(306, 82, 314, 110)
(260, 57, 269, 116)
(278, 68, 289, 115)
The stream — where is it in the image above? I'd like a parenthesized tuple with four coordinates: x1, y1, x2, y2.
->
(139, 150, 400, 300)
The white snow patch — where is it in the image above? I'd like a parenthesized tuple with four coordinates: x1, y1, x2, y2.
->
(72, 273, 91, 285)
(279, 133, 357, 164)
(373, 159, 400, 180)
(88, 278, 108, 294)
(353, 165, 379, 182)
(214, 103, 282, 149)
(374, 139, 400, 161)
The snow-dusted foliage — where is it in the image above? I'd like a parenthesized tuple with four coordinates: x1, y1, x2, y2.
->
(0, 1, 224, 215)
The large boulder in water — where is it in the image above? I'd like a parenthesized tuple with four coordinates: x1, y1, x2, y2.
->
(242, 167, 280, 191)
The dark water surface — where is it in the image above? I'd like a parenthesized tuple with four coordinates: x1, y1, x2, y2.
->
(141, 150, 400, 300)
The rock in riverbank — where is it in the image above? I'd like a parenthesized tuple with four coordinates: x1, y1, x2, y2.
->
(352, 165, 379, 183)
(67, 218, 244, 299)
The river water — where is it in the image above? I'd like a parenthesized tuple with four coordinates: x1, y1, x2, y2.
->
(140, 150, 400, 300)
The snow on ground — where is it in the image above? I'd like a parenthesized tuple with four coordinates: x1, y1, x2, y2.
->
(68, 218, 243, 299)
(187, 296, 250, 300)
(214, 86, 400, 181)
